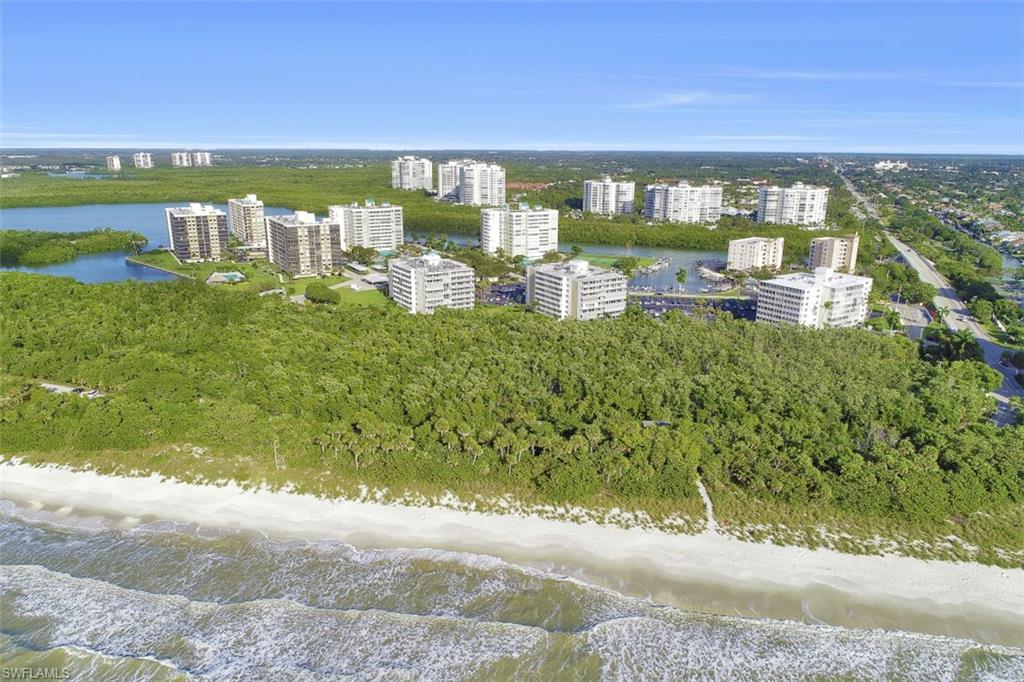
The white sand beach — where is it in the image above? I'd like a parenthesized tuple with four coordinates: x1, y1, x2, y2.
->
(2, 460, 1021, 646)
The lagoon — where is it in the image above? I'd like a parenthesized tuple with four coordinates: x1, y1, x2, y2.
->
(0, 202, 292, 283)
(565, 242, 727, 293)
(3, 204, 727, 291)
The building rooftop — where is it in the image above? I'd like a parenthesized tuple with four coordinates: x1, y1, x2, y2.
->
(230, 194, 262, 205)
(167, 203, 225, 217)
(331, 200, 399, 210)
(762, 182, 828, 191)
(731, 236, 781, 245)
(489, 203, 551, 213)
(762, 267, 871, 291)
(392, 253, 473, 272)
(531, 259, 624, 279)
(268, 211, 334, 226)
(442, 159, 503, 168)
(645, 182, 718, 189)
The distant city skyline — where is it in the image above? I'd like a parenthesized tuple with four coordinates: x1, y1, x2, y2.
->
(2, 2, 1021, 154)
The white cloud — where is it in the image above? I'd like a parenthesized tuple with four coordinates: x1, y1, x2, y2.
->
(617, 91, 752, 110)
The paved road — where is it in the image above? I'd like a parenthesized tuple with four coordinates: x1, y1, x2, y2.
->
(838, 171, 881, 221)
(838, 166, 1020, 422)
(888, 234, 1023, 412)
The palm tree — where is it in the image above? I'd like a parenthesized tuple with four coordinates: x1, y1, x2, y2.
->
(947, 330, 980, 361)
(931, 329, 980, 362)
(883, 309, 902, 331)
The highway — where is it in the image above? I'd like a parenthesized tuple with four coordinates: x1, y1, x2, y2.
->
(836, 166, 1021, 421)
(888, 234, 1023, 413)
(838, 169, 881, 221)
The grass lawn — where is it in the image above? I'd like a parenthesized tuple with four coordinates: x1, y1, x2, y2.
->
(475, 303, 528, 315)
(130, 250, 361, 296)
(288, 275, 351, 296)
(575, 252, 655, 269)
(124, 249, 185, 272)
(981, 322, 1024, 350)
(332, 286, 390, 306)
(130, 251, 282, 291)
(131, 249, 386, 305)
(692, 287, 745, 299)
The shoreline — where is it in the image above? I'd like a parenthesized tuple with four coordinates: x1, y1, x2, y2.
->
(125, 254, 194, 279)
(1, 460, 1021, 647)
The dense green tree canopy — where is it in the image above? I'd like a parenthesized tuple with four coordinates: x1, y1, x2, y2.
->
(0, 228, 146, 265)
(1, 272, 1019, 537)
(304, 281, 340, 304)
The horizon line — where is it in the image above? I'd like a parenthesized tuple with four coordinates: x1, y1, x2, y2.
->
(2, 145, 1022, 157)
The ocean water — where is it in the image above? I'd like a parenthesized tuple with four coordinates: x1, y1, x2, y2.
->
(1, 502, 1021, 681)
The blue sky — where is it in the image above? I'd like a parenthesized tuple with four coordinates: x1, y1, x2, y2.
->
(2, 2, 1021, 153)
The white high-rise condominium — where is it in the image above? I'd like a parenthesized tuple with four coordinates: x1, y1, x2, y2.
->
(437, 160, 506, 206)
(809, 234, 860, 274)
(459, 161, 505, 206)
(106, 156, 121, 172)
(165, 203, 229, 263)
(583, 177, 636, 215)
(480, 204, 558, 260)
(328, 200, 404, 252)
(727, 237, 785, 272)
(644, 183, 723, 224)
(171, 152, 192, 167)
(133, 152, 153, 169)
(756, 267, 873, 328)
(437, 161, 460, 201)
(192, 151, 212, 167)
(527, 260, 628, 321)
(266, 211, 346, 277)
(228, 194, 267, 246)
(757, 183, 829, 226)
(391, 156, 433, 191)
(388, 253, 476, 314)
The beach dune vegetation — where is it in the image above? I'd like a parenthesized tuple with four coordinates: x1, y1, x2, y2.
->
(1, 272, 1021, 564)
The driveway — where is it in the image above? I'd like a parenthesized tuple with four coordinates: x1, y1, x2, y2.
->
(890, 302, 929, 340)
